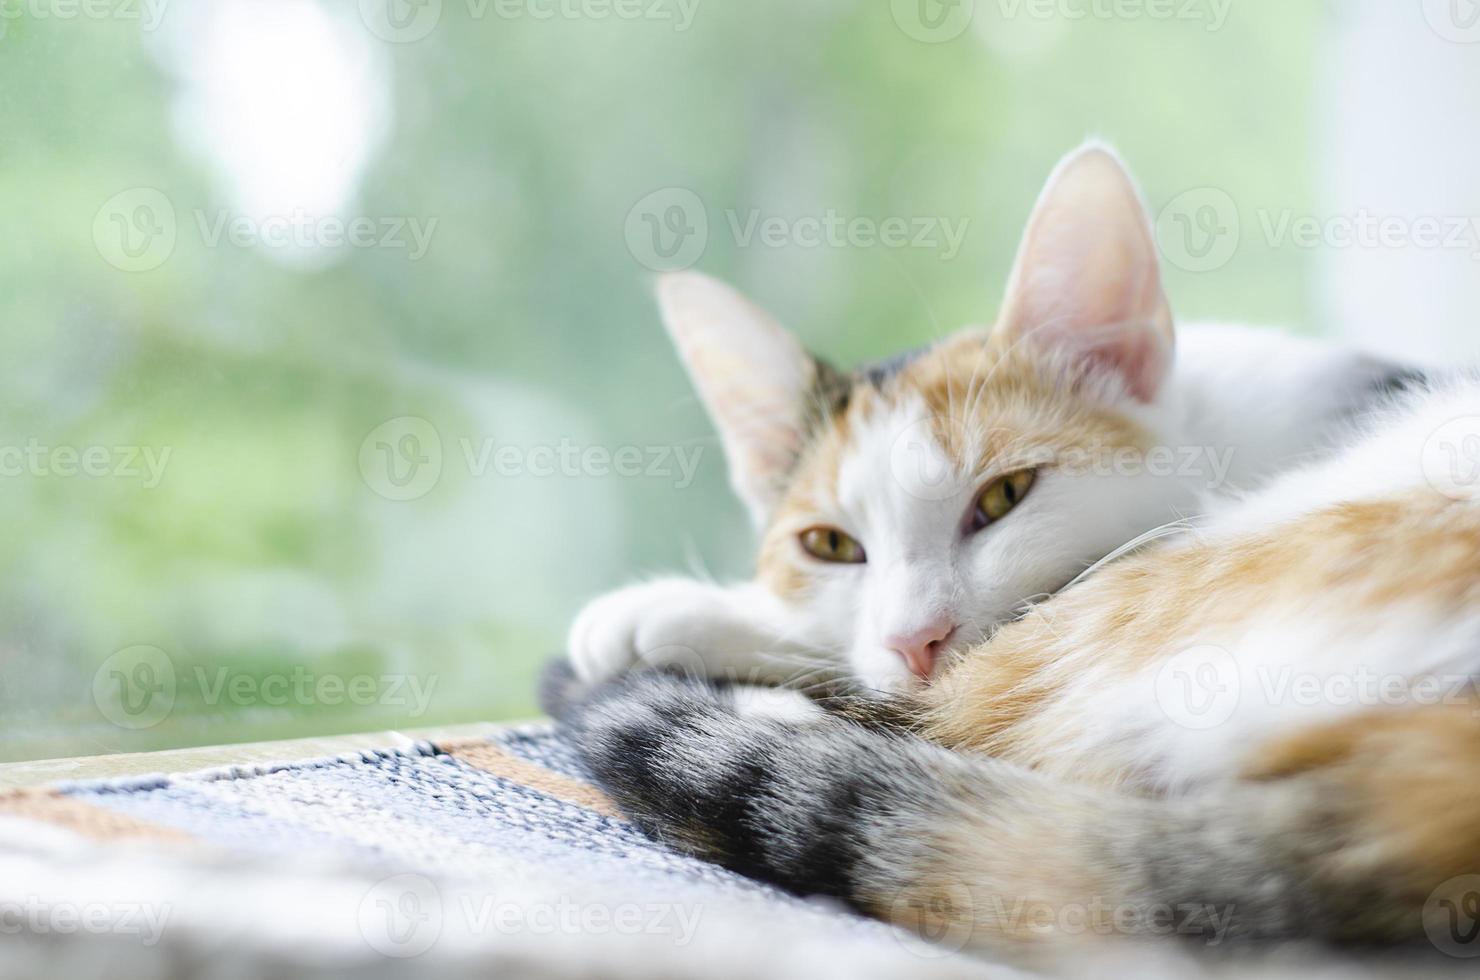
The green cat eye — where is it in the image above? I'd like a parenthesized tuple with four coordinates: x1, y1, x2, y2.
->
(798, 526, 867, 564)
(973, 468, 1036, 529)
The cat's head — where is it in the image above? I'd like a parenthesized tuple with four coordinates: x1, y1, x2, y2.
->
(659, 145, 1186, 692)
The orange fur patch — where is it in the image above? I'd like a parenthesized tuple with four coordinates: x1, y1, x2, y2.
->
(755, 329, 1156, 603)
(919, 492, 1480, 774)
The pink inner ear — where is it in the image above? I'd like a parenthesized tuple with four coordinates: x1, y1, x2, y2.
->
(1000, 148, 1175, 404)
(1074, 323, 1171, 404)
(1009, 262, 1172, 404)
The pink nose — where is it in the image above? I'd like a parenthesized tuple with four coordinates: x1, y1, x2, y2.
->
(885, 621, 956, 679)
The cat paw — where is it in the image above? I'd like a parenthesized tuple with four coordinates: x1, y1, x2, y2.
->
(567, 579, 730, 683)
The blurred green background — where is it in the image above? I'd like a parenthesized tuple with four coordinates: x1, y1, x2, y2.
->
(0, 0, 1329, 760)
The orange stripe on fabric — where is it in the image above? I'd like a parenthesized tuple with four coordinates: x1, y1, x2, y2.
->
(437, 739, 621, 819)
(0, 790, 193, 843)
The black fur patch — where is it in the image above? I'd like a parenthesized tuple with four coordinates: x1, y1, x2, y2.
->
(858, 345, 926, 388)
(1368, 365, 1431, 399)
(562, 669, 936, 905)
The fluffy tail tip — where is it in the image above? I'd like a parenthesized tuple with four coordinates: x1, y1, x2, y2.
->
(538, 655, 590, 725)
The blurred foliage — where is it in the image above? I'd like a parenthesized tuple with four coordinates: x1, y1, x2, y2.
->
(0, 0, 1320, 760)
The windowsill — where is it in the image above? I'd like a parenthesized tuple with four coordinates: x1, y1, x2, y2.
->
(0, 722, 520, 790)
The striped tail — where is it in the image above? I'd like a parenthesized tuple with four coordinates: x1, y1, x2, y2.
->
(562, 667, 1480, 953)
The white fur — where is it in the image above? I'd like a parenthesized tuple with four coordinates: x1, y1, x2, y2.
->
(1005, 380, 1480, 792)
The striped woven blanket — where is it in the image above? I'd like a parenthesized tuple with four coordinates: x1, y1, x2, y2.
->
(0, 724, 1464, 980)
(0, 724, 1012, 980)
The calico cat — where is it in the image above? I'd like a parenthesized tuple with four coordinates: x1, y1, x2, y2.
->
(570, 143, 1408, 695)
(561, 373, 1480, 952)
(553, 153, 1479, 953)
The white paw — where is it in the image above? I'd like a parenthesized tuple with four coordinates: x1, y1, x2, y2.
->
(567, 579, 730, 683)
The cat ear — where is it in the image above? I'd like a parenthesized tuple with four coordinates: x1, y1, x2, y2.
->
(998, 143, 1174, 403)
(656, 272, 819, 526)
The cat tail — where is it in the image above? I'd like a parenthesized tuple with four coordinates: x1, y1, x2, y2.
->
(567, 669, 1480, 952)
(538, 656, 591, 726)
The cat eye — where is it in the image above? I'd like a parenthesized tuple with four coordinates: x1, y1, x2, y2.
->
(798, 526, 866, 564)
(972, 468, 1036, 530)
